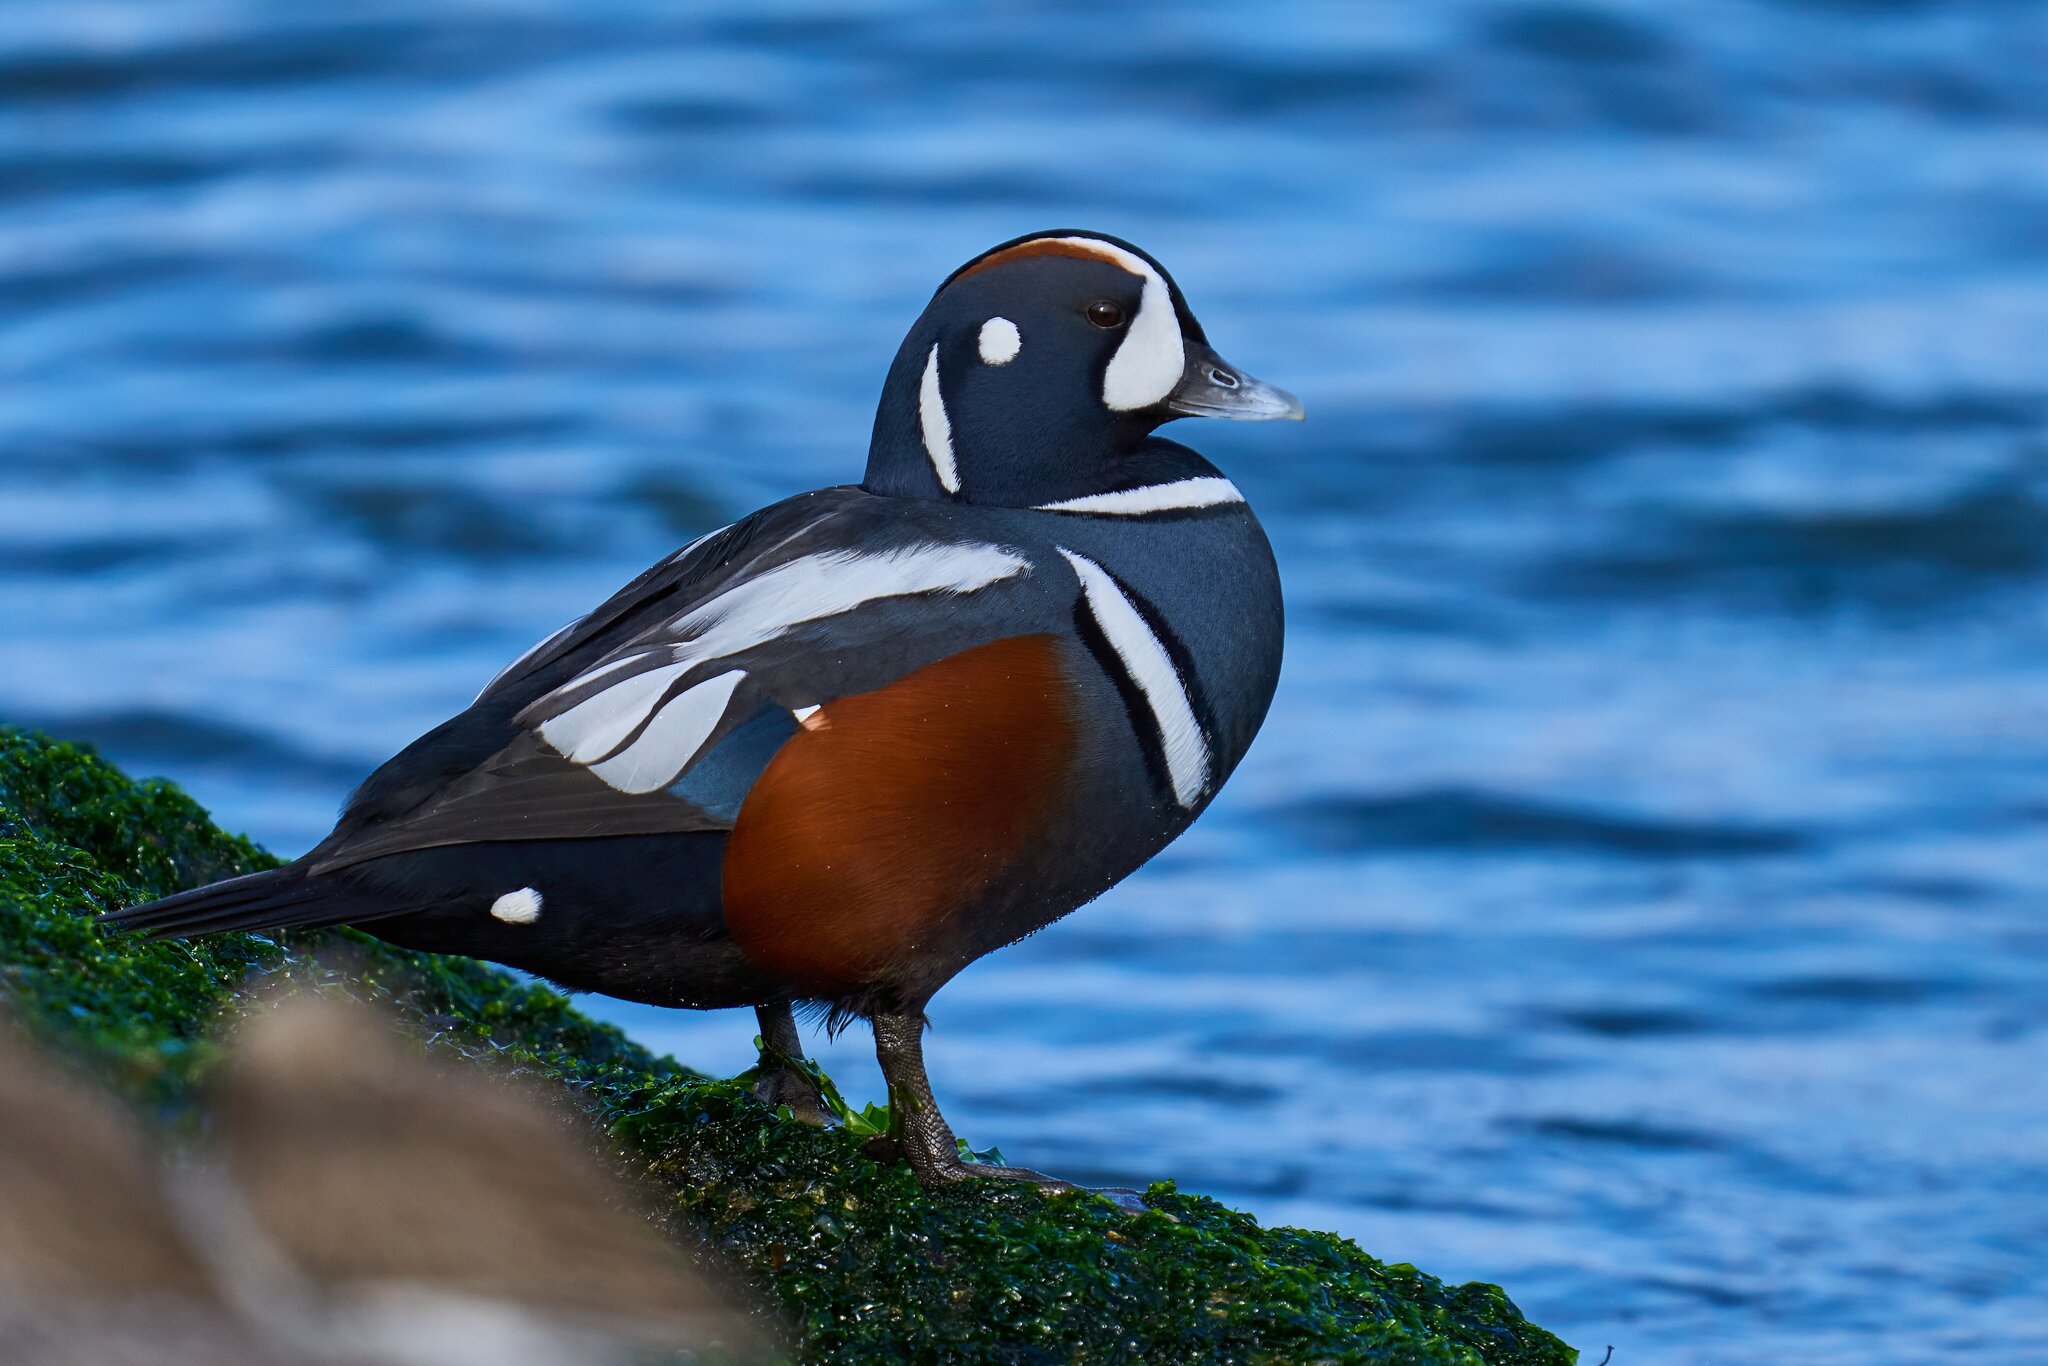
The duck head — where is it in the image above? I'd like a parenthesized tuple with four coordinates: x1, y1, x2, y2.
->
(864, 230, 1302, 507)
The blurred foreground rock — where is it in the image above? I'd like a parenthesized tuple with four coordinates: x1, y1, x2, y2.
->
(0, 999, 767, 1365)
(0, 725, 1577, 1366)
(0, 1023, 271, 1366)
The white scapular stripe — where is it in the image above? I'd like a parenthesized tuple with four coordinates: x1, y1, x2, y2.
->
(666, 542, 1030, 668)
(919, 342, 960, 493)
(540, 661, 691, 763)
(587, 669, 746, 794)
(538, 543, 1031, 783)
(1036, 476, 1245, 517)
(978, 316, 1021, 365)
(1057, 548, 1209, 808)
(490, 887, 542, 924)
(1042, 236, 1184, 411)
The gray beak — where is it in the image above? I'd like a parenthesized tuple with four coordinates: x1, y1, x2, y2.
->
(1162, 341, 1304, 422)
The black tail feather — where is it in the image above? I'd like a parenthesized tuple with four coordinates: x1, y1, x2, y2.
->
(101, 866, 402, 941)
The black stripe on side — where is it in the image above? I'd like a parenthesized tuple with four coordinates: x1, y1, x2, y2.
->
(1071, 600, 1174, 803)
(1100, 565, 1217, 765)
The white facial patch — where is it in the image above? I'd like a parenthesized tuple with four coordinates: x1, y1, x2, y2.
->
(1058, 547, 1210, 808)
(490, 887, 542, 924)
(918, 343, 960, 494)
(1039, 236, 1185, 412)
(1037, 476, 1245, 517)
(978, 316, 1021, 365)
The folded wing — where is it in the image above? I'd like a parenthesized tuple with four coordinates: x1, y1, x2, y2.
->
(311, 492, 1043, 872)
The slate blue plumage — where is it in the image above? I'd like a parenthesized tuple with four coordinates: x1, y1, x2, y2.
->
(108, 230, 1301, 1192)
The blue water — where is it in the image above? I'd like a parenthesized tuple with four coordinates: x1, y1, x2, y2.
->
(7, 3, 2048, 1360)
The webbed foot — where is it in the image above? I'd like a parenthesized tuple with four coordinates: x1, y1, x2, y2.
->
(915, 1154, 1148, 1213)
(868, 1010, 1147, 1213)
(751, 1002, 828, 1126)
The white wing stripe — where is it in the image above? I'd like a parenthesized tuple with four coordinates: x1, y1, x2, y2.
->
(536, 542, 1033, 785)
(539, 661, 690, 763)
(665, 543, 1029, 669)
(587, 669, 747, 794)
(1036, 477, 1244, 517)
(551, 649, 660, 697)
(1058, 548, 1209, 808)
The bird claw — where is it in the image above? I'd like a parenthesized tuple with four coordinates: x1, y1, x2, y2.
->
(879, 1145, 1149, 1212)
(949, 1162, 1151, 1214)
(751, 1063, 829, 1126)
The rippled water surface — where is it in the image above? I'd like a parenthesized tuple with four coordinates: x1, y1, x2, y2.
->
(8, 3, 2048, 1360)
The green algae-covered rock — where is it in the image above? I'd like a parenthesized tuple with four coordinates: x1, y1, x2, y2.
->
(0, 724, 1575, 1365)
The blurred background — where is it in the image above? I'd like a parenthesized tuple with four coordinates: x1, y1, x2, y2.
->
(4, 2, 2046, 1361)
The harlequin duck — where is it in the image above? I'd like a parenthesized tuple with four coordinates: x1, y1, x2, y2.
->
(109, 230, 1302, 1194)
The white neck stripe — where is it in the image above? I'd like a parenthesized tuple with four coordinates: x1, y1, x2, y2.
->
(1037, 477, 1245, 517)
(1058, 547, 1209, 808)
(918, 343, 960, 494)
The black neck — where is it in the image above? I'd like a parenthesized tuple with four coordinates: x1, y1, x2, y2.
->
(862, 322, 1169, 507)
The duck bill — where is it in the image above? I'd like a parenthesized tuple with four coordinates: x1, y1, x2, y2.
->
(1162, 342, 1304, 422)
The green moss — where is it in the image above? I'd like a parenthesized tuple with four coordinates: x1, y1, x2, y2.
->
(0, 724, 1575, 1365)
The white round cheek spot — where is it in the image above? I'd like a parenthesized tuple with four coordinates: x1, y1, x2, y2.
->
(978, 316, 1021, 365)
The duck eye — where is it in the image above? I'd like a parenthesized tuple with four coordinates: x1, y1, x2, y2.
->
(1086, 300, 1126, 329)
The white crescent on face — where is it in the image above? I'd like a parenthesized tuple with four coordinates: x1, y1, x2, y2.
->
(1038, 236, 1185, 412)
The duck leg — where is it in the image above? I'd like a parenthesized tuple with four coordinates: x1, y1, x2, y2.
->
(871, 1010, 1137, 1202)
(751, 1002, 828, 1125)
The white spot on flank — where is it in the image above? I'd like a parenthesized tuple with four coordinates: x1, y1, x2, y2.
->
(978, 316, 1021, 365)
(1058, 547, 1209, 808)
(490, 887, 542, 924)
(919, 342, 959, 493)
(1038, 236, 1185, 412)
(791, 703, 822, 724)
(1036, 476, 1245, 517)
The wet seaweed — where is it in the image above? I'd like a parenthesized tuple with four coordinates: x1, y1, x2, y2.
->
(0, 723, 1575, 1365)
